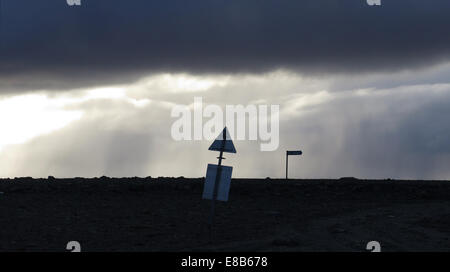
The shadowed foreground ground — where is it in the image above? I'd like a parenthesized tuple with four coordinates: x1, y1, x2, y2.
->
(0, 177, 449, 252)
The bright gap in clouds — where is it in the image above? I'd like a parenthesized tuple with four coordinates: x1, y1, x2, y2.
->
(0, 94, 84, 151)
(161, 73, 230, 93)
(0, 73, 232, 153)
(0, 86, 152, 152)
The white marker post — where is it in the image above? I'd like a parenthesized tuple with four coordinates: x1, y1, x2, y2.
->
(203, 127, 236, 242)
(286, 150, 302, 180)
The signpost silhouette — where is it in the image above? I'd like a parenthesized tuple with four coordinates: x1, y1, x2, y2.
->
(203, 127, 236, 242)
(286, 150, 302, 180)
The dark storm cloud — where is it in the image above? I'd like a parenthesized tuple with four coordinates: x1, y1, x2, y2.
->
(1, 0, 450, 91)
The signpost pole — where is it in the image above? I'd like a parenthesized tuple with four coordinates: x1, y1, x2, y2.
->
(286, 150, 302, 181)
(286, 151, 289, 180)
(209, 130, 226, 243)
(205, 127, 235, 244)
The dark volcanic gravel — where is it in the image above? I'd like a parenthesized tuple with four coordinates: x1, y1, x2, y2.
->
(0, 177, 449, 252)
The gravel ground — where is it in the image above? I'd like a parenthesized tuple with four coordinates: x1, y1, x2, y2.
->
(0, 177, 449, 252)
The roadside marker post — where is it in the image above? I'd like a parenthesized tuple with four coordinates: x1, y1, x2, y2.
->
(286, 150, 302, 180)
(203, 127, 236, 242)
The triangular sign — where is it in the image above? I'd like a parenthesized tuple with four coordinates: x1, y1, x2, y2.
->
(208, 127, 236, 153)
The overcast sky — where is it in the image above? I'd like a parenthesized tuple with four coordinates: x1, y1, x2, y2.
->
(1, 1, 450, 179)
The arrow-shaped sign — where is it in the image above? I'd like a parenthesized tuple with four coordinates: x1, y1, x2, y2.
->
(208, 127, 236, 153)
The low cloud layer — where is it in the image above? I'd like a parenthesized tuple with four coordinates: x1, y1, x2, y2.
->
(1, 69, 450, 179)
(1, 0, 450, 92)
